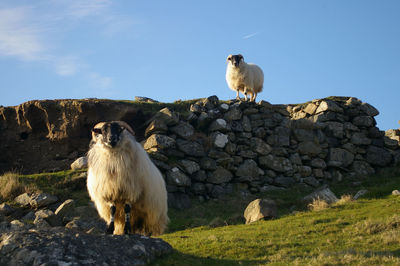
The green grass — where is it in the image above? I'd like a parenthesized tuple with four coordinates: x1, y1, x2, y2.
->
(154, 169, 400, 265)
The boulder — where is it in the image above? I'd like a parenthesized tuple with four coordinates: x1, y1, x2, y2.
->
(70, 156, 87, 170)
(213, 133, 229, 148)
(244, 199, 278, 224)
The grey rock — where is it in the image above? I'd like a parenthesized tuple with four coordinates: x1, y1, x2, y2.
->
(0, 203, 15, 216)
(224, 107, 242, 121)
(316, 100, 343, 114)
(292, 129, 315, 142)
(303, 186, 338, 204)
(213, 132, 229, 148)
(152, 107, 179, 126)
(297, 141, 322, 156)
(170, 121, 195, 139)
(193, 170, 207, 182)
(14, 193, 31, 207)
(242, 116, 252, 132)
(354, 189, 368, 200)
(303, 176, 320, 187)
(360, 102, 379, 117)
(236, 159, 263, 180)
(310, 158, 327, 169)
(328, 148, 354, 167)
(366, 146, 392, 167)
(207, 167, 233, 184)
(55, 199, 75, 221)
(144, 119, 168, 137)
(392, 190, 400, 196)
(192, 183, 206, 195)
(244, 199, 278, 224)
(180, 160, 200, 175)
(298, 166, 312, 177)
(209, 118, 228, 132)
(70, 156, 88, 170)
(352, 116, 374, 127)
(176, 139, 205, 157)
(352, 161, 375, 176)
(351, 132, 372, 145)
(30, 193, 59, 208)
(274, 176, 295, 188)
(144, 134, 176, 150)
(200, 157, 217, 171)
(250, 137, 272, 155)
(259, 155, 293, 173)
(35, 209, 62, 227)
(0, 228, 172, 266)
(167, 167, 191, 187)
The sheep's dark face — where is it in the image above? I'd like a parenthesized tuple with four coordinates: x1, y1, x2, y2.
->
(227, 54, 244, 68)
(92, 122, 124, 148)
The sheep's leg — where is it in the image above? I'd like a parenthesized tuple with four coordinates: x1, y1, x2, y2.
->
(251, 92, 257, 102)
(124, 204, 131, 234)
(235, 90, 240, 100)
(244, 88, 249, 101)
(106, 205, 116, 234)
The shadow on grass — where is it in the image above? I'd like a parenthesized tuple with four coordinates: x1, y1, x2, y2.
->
(152, 250, 268, 266)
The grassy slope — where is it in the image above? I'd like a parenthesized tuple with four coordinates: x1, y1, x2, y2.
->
(1, 161, 400, 265)
(154, 168, 400, 265)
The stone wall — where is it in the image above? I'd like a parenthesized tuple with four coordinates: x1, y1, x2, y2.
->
(143, 96, 400, 201)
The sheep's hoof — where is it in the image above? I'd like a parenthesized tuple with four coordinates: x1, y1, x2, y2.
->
(106, 222, 114, 234)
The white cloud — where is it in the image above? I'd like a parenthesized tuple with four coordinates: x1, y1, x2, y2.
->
(54, 56, 83, 76)
(0, 7, 45, 61)
(88, 72, 112, 89)
(64, 0, 111, 18)
(242, 32, 261, 40)
(0, 1, 126, 89)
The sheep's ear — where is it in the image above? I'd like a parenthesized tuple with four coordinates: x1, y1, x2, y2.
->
(238, 54, 244, 60)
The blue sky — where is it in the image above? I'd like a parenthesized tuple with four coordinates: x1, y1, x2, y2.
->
(0, 1, 399, 130)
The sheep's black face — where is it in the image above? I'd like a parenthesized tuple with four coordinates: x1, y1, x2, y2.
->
(228, 54, 243, 68)
(93, 122, 124, 148)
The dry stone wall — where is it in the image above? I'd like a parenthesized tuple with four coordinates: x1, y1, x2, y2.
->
(143, 96, 400, 203)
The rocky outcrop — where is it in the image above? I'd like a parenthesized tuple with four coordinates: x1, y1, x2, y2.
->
(0, 99, 144, 174)
(0, 192, 172, 265)
(0, 228, 172, 266)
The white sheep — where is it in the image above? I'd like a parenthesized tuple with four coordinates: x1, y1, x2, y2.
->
(87, 121, 169, 236)
(226, 54, 264, 102)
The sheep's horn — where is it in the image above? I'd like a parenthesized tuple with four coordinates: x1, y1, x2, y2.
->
(115, 121, 135, 136)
